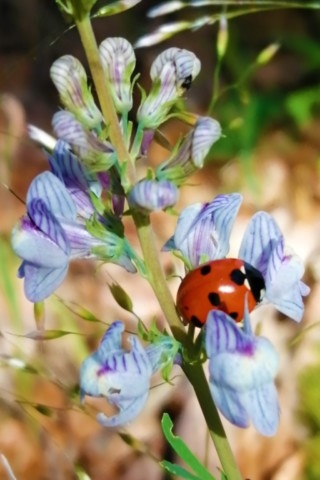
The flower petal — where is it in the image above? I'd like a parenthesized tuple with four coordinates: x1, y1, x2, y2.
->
(239, 212, 282, 277)
(97, 392, 149, 427)
(265, 239, 309, 322)
(129, 179, 179, 211)
(27, 171, 77, 221)
(21, 262, 68, 302)
(11, 213, 69, 267)
(205, 310, 280, 435)
(172, 193, 242, 267)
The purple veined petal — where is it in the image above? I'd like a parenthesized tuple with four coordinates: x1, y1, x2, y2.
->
(11, 214, 69, 267)
(239, 212, 282, 277)
(22, 262, 68, 302)
(97, 321, 125, 362)
(209, 382, 250, 428)
(205, 310, 280, 435)
(129, 179, 179, 211)
(27, 171, 77, 221)
(97, 391, 149, 427)
(205, 310, 254, 358)
(265, 240, 309, 322)
(247, 382, 279, 436)
(173, 193, 242, 267)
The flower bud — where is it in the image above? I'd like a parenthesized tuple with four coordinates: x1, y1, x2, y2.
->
(129, 179, 179, 212)
(50, 55, 102, 129)
(157, 116, 221, 185)
(137, 48, 201, 129)
(99, 37, 136, 114)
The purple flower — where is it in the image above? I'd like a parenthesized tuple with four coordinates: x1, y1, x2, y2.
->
(11, 172, 136, 302)
(80, 322, 153, 427)
(129, 179, 179, 212)
(156, 117, 222, 185)
(205, 308, 280, 436)
(137, 48, 201, 129)
(99, 37, 136, 114)
(168, 193, 309, 322)
(80, 322, 181, 427)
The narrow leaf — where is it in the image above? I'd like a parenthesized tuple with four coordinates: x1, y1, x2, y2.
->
(160, 460, 202, 480)
(161, 413, 216, 480)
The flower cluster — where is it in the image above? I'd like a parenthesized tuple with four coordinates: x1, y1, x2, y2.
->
(10, 36, 310, 440)
(166, 192, 309, 435)
(12, 38, 222, 300)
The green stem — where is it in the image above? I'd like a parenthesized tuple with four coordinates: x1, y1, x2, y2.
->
(75, 15, 136, 185)
(183, 363, 243, 480)
(132, 211, 186, 341)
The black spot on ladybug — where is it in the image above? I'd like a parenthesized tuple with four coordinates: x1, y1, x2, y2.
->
(181, 74, 192, 89)
(200, 264, 211, 276)
(244, 262, 266, 302)
(230, 312, 239, 320)
(191, 315, 202, 328)
(208, 292, 221, 307)
(230, 268, 246, 286)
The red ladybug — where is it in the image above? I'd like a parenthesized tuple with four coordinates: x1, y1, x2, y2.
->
(176, 258, 265, 327)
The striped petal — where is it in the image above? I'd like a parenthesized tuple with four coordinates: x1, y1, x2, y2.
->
(27, 171, 77, 221)
(239, 212, 282, 278)
(205, 310, 279, 436)
(171, 193, 242, 267)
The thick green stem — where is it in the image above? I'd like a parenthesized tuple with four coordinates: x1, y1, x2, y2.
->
(132, 211, 186, 341)
(75, 15, 136, 185)
(183, 363, 243, 480)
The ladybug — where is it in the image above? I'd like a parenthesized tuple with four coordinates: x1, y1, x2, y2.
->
(176, 258, 265, 327)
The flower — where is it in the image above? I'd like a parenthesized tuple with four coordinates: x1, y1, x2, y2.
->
(205, 307, 280, 436)
(99, 37, 136, 114)
(165, 193, 242, 267)
(156, 117, 222, 186)
(11, 171, 136, 302)
(167, 193, 309, 322)
(80, 322, 153, 427)
(129, 179, 179, 212)
(80, 321, 181, 427)
(50, 55, 103, 129)
(52, 110, 115, 172)
(137, 48, 200, 129)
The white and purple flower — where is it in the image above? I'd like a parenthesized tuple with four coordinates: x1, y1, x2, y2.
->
(80, 321, 181, 427)
(167, 193, 309, 322)
(11, 163, 136, 302)
(205, 307, 280, 436)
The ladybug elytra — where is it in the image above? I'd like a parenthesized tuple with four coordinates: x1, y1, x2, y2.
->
(176, 258, 265, 327)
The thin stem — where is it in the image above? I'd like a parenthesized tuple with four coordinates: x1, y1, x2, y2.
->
(75, 15, 136, 186)
(183, 362, 243, 480)
(132, 211, 186, 341)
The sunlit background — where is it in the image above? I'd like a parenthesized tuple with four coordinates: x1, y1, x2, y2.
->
(0, 1, 320, 479)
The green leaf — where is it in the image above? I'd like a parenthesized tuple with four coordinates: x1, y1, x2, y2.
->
(161, 413, 216, 480)
(11, 329, 81, 341)
(93, 0, 141, 18)
(59, 300, 105, 323)
(160, 460, 202, 480)
(109, 283, 133, 312)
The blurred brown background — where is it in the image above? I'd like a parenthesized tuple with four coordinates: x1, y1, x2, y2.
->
(1, 1, 320, 479)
